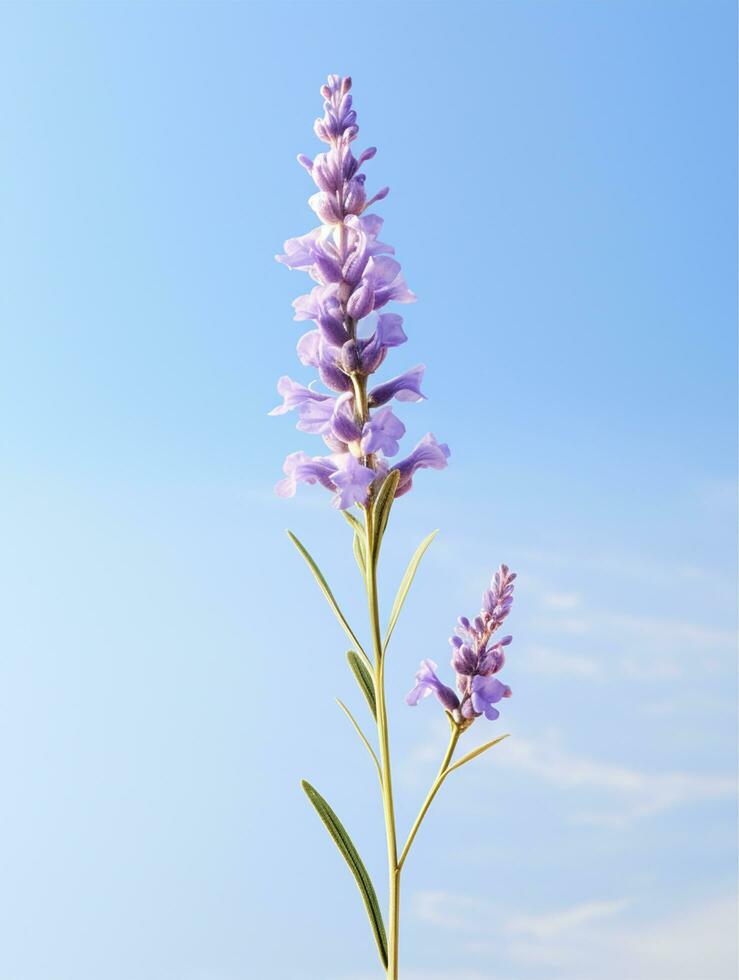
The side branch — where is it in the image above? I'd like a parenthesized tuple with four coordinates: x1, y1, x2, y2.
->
(397, 723, 461, 871)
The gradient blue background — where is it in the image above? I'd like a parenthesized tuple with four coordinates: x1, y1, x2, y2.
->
(0, 2, 736, 978)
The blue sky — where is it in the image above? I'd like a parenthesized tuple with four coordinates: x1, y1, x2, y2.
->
(0, 2, 736, 978)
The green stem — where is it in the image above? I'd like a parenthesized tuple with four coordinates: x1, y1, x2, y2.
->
(397, 724, 461, 871)
(365, 506, 400, 980)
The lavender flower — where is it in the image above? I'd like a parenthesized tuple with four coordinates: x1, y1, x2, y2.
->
(406, 564, 516, 726)
(272, 74, 449, 510)
(280, 76, 520, 980)
(405, 659, 460, 712)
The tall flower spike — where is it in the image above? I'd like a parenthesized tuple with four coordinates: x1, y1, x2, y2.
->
(272, 74, 449, 510)
(407, 564, 516, 728)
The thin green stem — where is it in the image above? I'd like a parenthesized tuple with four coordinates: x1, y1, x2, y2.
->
(397, 724, 461, 871)
(365, 505, 400, 980)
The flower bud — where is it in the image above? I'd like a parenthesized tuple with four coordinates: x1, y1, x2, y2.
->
(314, 119, 330, 142)
(344, 175, 367, 215)
(313, 251, 342, 283)
(312, 152, 340, 193)
(331, 410, 362, 444)
(309, 192, 341, 224)
(436, 684, 461, 712)
(460, 699, 477, 720)
(346, 280, 374, 320)
(340, 339, 361, 374)
(342, 237, 369, 286)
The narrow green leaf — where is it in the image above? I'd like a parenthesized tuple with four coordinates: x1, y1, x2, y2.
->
(341, 510, 364, 536)
(336, 699, 381, 779)
(383, 530, 438, 651)
(342, 511, 368, 576)
(287, 531, 368, 663)
(446, 734, 510, 775)
(371, 469, 401, 553)
(346, 651, 377, 719)
(352, 532, 367, 576)
(301, 780, 388, 969)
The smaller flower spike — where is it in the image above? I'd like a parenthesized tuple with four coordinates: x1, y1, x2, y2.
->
(406, 565, 517, 727)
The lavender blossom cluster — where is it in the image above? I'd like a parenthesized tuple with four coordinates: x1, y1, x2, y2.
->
(406, 565, 516, 725)
(271, 74, 449, 510)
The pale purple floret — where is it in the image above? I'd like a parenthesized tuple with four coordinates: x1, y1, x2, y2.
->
(269, 376, 333, 417)
(406, 565, 517, 726)
(405, 659, 460, 712)
(330, 454, 376, 509)
(394, 434, 451, 497)
(275, 452, 338, 498)
(271, 74, 449, 509)
(361, 408, 405, 456)
(369, 366, 426, 406)
(467, 676, 512, 721)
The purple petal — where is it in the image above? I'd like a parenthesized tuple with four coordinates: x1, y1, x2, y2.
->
(361, 407, 406, 457)
(368, 365, 426, 407)
(393, 433, 451, 497)
(405, 659, 460, 711)
(470, 675, 511, 721)
(329, 454, 376, 509)
(275, 228, 322, 270)
(275, 451, 337, 499)
(296, 398, 335, 434)
(269, 376, 333, 416)
(375, 313, 407, 347)
(296, 330, 321, 367)
(309, 191, 341, 224)
(346, 280, 375, 320)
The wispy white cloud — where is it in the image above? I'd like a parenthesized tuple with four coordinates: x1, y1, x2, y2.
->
(505, 895, 738, 979)
(541, 591, 582, 611)
(401, 725, 736, 826)
(521, 590, 735, 682)
(413, 891, 738, 980)
(639, 692, 736, 717)
(495, 734, 736, 826)
(533, 607, 735, 654)
(517, 543, 734, 595)
(505, 898, 631, 939)
(520, 643, 604, 677)
(412, 891, 495, 934)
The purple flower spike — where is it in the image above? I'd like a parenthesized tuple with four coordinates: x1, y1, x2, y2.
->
(405, 659, 460, 712)
(272, 74, 448, 505)
(407, 565, 517, 727)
